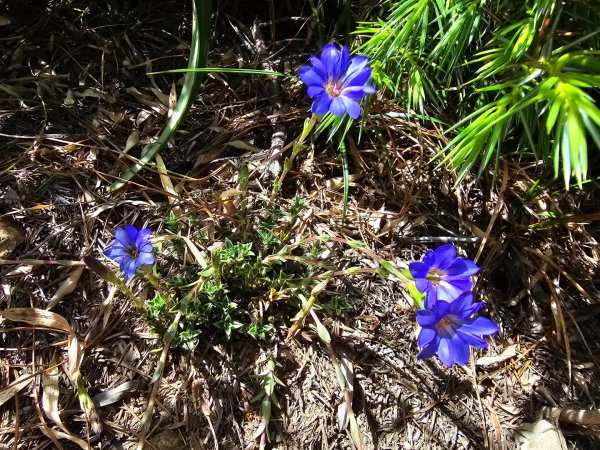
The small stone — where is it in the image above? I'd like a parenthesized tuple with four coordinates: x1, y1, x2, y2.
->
(516, 420, 567, 450)
(0, 218, 25, 258)
(148, 429, 184, 450)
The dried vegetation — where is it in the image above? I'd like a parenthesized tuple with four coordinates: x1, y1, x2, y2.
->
(1, 1, 600, 449)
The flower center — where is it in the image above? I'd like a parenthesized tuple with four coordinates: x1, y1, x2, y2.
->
(426, 267, 446, 285)
(127, 245, 140, 259)
(435, 315, 457, 335)
(325, 80, 342, 97)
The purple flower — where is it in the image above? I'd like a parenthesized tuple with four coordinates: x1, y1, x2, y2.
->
(416, 291, 498, 367)
(409, 244, 479, 305)
(298, 43, 377, 119)
(105, 224, 154, 280)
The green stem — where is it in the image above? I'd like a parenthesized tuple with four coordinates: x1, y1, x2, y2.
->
(271, 113, 319, 197)
(137, 311, 182, 450)
(310, 310, 363, 450)
(141, 267, 172, 309)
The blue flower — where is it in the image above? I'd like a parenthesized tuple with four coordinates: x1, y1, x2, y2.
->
(409, 244, 479, 305)
(416, 291, 498, 367)
(298, 42, 377, 119)
(104, 224, 154, 280)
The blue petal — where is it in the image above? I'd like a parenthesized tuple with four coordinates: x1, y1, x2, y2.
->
(461, 317, 499, 336)
(424, 289, 438, 309)
(342, 67, 372, 89)
(340, 95, 361, 119)
(446, 259, 479, 276)
(344, 55, 370, 80)
(340, 86, 369, 100)
(341, 84, 377, 100)
(307, 85, 325, 97)
(457, 330, 488, 348)
(135, 228, 152, 247)
(119, 254, 131, 272)
(409, 261, 429, 279)
(299, 66, 325, 87)
(320, 43, 340, 79)
(415, 278, 430, 293)
(437, 280, 471, 301)
(436, 337, 455, 367)
(443, 277, 473, 290)
(311, 94, 332, 114)
(336, 46, 350, 79)
(416, 309, 437, 327)
(137, 252, 155, 266)
(449, 291, 475, 315)
(450, 333, 471, 365)
(329, 97, 346, 116)
(123, 257, 138, 280)
(114, 227, 132, 246)
(362, 84, 377, 94)
(105, 241, 126, 260)
(461, 301, 485, 317)
(433, 244, 456, 269)
(423, 249, 436, 267)
(309, 55, 328, 80)
(417, 335, 440, 359)
(124, 225, 139, 244)
(139, 242, 153, 253)
(434, 300, 451, 316)
(418, 327, 437, 347)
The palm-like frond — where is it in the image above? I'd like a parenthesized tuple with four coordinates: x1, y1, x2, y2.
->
(356, 0, 447, 111)
(539, 52, 600, 187)
(356, 0, 599, 188)
(440, 87, 534, 181)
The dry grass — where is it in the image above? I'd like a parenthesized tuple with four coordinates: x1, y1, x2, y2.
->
(1, 1, 600, 449)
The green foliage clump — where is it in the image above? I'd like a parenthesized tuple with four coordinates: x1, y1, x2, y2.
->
(357, 0, 600, 187)
(146, 198, 328, 350)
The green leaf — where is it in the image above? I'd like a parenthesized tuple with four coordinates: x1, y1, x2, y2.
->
(313, 315, 331, 344)
(147, 67, 286, 77)
(83, 257, 124, 288)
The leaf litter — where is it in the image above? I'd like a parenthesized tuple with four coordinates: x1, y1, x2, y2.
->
(1, 1, 599, 449)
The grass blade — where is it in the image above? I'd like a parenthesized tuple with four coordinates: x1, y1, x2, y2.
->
(110, 0, 211, 191)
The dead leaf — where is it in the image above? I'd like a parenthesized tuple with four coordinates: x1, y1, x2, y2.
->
(337, 401, 349, 430)
(42, 359, 70, 433)
(28, 204, 53, 211)
(156, 154, 178, 205)
(0, 373, 34, 407)
(4, 265, 32, 276)
(125, 86, 166, 113)
(47, 266, 84, 310)
(0, 83, 22, 98)
(219, 188, 243, 200)
(168, 82, 177, 117)
(63, 89, 75, 105)
(39, 425, 66, 450)
(226, 140, 261, 152)
(1, 308, 72, 334)
(39, 425, 92, 450)
(74, 88, 115, 103)
(178, 235, 208, 268)
(67, 334, 83, 381)
(124, 130, 140, 153)
(92, 381, 136, 407)
(476, 344, 517, 367)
